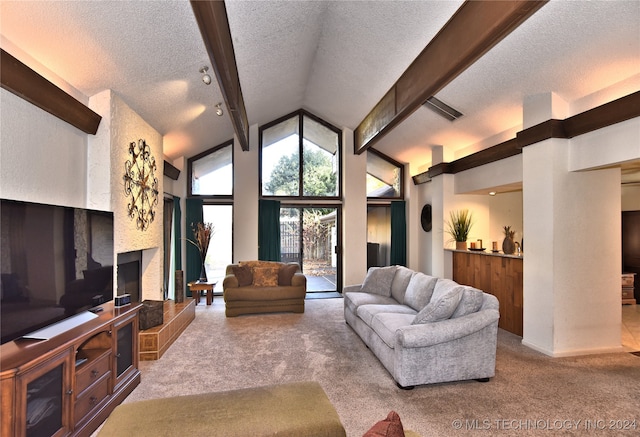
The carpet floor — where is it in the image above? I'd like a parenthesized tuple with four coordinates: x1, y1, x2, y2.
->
(109, 298, 640, 436)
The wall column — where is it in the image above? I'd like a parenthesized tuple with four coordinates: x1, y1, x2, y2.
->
(522, 93, 622, 356)
(233, 124, 260, 262)
(343, 128, 367, 286)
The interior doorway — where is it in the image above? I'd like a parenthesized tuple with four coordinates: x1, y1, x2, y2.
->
(280, 206, 341, 293)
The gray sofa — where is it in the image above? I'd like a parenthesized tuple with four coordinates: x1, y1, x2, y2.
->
(343, 265, 499, 389)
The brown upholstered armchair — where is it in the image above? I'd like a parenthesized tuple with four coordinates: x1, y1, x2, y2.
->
(222, 261, 306, 317)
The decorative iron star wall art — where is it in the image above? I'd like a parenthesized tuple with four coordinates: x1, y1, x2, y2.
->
(123, 139, 159, 231)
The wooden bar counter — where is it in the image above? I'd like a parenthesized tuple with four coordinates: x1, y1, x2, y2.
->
(449, 249, 523, 336)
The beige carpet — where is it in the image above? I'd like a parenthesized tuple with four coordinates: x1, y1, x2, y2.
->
(113, 298, 640, 436)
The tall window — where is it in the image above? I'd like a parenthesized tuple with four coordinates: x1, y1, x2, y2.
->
(260, 110, 343, 292)
(189, 141, 233, 196)
(261, 111, 340, 199)
(188, 141, 234, 291)
(367, 149, 403, 199)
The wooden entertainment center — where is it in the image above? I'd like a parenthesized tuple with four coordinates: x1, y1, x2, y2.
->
(0, 302, 141, 437)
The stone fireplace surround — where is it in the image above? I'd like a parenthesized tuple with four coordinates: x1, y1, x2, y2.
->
(88, 90, 164, 303)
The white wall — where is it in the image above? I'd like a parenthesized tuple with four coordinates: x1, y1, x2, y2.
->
(622, 185, 640, 211)
(1, 89, 88, 207)
(233, 125, 260, 262)
(489, 191, 524, 248)
(343, 128, 367, 286)
(417, 180, 434, 275)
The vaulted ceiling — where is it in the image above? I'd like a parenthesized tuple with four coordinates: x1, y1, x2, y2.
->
(1, 1, 639, 177)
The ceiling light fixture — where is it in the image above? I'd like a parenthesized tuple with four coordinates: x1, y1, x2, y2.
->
(423, 96, 463, 121)
(215, 103, 223, 116)
(200, 66, 211, 85)
(489, 191, 497, 196)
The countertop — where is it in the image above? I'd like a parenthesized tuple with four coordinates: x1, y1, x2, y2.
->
(445, 248, 524, 259)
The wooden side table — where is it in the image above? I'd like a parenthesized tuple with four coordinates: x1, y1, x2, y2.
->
(188, 281, 216, 305)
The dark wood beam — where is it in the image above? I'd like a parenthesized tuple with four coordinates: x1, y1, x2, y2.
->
(413, 91, 640, 184)
(516, 119, 567, 148)
(0, 49, 102, 135)
(417, 139, 521, 182)
(354, 0, 547, 154)
(563, 90, 640, 138)
(191, 1, 250, 151)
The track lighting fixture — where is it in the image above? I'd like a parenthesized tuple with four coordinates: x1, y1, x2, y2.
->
(215, 103, 223, 117)
(200, 66, 211, 85)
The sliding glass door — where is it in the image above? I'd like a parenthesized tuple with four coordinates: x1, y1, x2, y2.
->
(280, 206, 341, 292)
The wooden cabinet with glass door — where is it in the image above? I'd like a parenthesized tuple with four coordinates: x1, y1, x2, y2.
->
(0, 302, 141, 437)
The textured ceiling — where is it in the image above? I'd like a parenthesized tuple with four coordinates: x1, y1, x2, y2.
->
(1, 0, 639, 179)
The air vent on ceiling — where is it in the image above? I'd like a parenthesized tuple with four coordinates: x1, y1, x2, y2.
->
(423, 96, 463, 121)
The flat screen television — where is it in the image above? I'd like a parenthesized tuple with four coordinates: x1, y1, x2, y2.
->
(1, 198, 114, 344)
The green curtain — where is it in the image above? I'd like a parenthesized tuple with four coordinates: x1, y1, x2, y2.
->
(258, 199, 281, 261)
(185, 198, 203, 291)
(173, 196, 182, 270)
(390, 200, 407, 266)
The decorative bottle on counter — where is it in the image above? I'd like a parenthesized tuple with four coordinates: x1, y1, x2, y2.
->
(502, 226, 516, 255)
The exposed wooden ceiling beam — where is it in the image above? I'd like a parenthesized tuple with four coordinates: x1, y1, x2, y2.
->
(0, 49, 102, 135)
(354, 0, 547, 154)
(191, 1, 250, 151)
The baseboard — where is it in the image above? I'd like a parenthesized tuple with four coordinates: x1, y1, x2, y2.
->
(139, 299, 195, 360)
(521, 339, 626, 357)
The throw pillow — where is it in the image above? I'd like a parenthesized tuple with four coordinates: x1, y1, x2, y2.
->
(361, 266, 398, 297)
(362, 411, 405, 437)
(278, 263, 298, 286)
(232, 265, 253, 287)
(450, 286, 484, 318)
(252, 266, 280, 287)
(412, 286, 463, 324)
(403, 272, 438, 311)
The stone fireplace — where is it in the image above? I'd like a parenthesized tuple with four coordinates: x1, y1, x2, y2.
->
(88, 90, 164, 302)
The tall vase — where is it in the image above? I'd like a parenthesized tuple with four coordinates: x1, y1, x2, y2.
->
(502, 237, 515, 254)
(199, 262, 208, 282)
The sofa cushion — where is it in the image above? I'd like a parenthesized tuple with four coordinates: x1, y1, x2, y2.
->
(370, 312, 416, 349)
(232, 265, 253, 287)
(361, 266, 397, 297)
(356, 304, 417, 326)
(252, 266, 280, 287)
(343, 292, 398, 316)
(403, 272, 438, 311)
(278, 264, 298, 286)
(363, 411, 405, 437)
(390, 266, 413, 303)
(240, 260, 280, 272)
(450, 286, 484, 318)
(412, 287, 463, 324)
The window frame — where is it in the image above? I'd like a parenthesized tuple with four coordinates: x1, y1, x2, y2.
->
(259, 109, 342, 201)
(187, 139, 234, 199)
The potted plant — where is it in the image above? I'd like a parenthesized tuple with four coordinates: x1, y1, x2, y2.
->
(445, 209, 474, 250)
